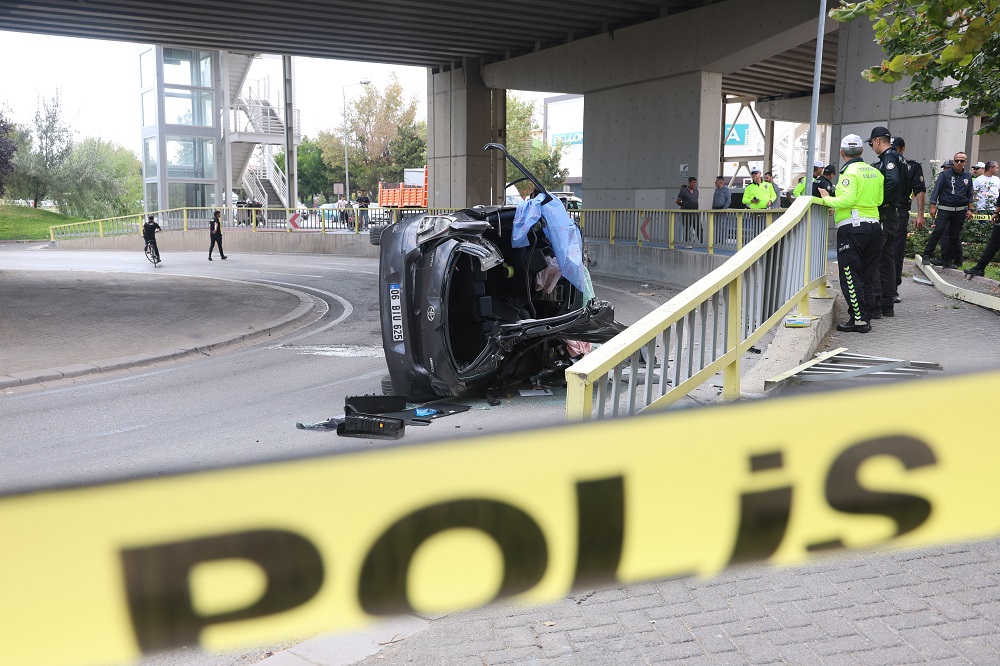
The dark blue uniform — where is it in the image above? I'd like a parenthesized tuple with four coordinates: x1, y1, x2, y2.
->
(872, 147, 908, 314)
(923, 167, 974, 267)
(893, 159, 926, 291)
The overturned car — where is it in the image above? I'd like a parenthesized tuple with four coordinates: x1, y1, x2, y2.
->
(375, 143, 624, 400)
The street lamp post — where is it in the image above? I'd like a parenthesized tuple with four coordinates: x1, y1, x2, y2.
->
(343, 78, 371, 204)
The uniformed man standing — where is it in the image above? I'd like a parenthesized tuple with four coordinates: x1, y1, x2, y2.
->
(792, 161, 824, 201)
(742, 168, 772, 209)
(890, 136, 926, 303)
(815, 165, 837, 197)
(817, 134, 884, 333)
(923, 152, 975, 268)
(867, 126, 907, 318)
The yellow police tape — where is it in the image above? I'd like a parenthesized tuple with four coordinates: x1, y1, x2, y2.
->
(2, 369, 997, 665)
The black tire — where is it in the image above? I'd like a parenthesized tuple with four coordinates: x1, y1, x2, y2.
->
(369, 224, 387, 246)
(381, 374, 395, 396)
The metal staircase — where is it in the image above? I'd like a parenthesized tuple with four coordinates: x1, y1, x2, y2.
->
(227, 65, 299, 208)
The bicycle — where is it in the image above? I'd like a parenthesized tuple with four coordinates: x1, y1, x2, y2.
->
(144, 239, 161, 266)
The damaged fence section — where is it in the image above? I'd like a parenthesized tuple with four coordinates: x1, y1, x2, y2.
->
(565, 199, 831, 421)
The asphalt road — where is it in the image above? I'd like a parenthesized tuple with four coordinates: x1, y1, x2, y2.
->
(0, 245, 679, 665)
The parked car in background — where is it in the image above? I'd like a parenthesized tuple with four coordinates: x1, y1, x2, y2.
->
(373, 143, 624, 401)
(551, 191, 583, 210)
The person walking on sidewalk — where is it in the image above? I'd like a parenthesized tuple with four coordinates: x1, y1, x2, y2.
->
(209, 210, 227, 261)
(867, 126, 907, 318)
(964, 198, 1000, 277)
(817, 134, 884, 333)
(923, 152, 974, 268)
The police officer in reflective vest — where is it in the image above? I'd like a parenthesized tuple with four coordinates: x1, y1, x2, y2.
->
(818, 134, 885, 333)
(867, 126, 907, 318)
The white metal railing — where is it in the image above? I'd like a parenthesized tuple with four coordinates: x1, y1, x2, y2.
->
(565, 198, 831, 421)
(241, 163, 270, 208)
(264, 147, 288, 208)
(231, 87, 301, 138)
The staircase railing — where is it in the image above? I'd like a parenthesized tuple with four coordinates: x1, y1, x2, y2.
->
(263, 147, 289, 207)
(242, 160, 269, 208)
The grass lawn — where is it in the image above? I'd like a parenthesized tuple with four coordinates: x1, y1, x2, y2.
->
(0, 204, 85, 240)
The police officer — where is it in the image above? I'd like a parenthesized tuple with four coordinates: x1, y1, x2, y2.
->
(889, 137, 927, 302)
(817, 134, 884, 333)
(816, 165, 837, 197)
(742, 168, 772, 209)
(792, 161, 824, 201)
(867, 126, 908, 318)
(923, 152, 975, 268)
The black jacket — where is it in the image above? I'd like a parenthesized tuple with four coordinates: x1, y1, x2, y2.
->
(872, 147, 908, 208)
(930, 168, 974, 208)
(142, 221, 161, 242)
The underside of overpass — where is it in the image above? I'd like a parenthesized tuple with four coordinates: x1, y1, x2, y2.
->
(3, 1, 835, 100)
(3, 1, 971, 208)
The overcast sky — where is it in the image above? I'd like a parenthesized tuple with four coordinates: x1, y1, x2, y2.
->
(0, 30, 551, 158)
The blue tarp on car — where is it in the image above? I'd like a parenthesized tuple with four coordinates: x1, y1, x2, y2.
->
(512, 194, 595, 302)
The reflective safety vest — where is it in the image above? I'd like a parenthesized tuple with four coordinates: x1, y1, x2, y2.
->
(819, 159, 883, 225)
(742, 182, 772, 209)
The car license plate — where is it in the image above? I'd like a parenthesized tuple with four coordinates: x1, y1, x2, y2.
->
(389, 283, 404, 341)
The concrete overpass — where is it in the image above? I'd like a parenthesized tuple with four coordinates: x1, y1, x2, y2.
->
(2, 0, 987, 207)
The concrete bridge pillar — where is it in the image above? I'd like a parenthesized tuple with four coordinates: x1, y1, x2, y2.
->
(832, 20, 968, 169)
(583, 70, 722, 209)
(428, 58, 504, 208)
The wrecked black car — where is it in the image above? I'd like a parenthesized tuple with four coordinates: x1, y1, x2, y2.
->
(375, 143, 624, 400)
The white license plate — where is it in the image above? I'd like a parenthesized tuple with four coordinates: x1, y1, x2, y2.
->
(389, 283, 404, 341)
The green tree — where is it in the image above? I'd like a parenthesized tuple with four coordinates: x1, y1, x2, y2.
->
(10, 93, 74, 207)
(346, 73, 420, 194)
(59, 138, 142, 219)
(384, 120, 427, 185)
(274, 137, 336, 205)
(506, 94, 568, 192)
(831, 0, 1000, 132)
(0, 110, 16, 197)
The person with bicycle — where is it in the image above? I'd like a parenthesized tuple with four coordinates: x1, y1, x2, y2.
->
(142, 215, 162, 265)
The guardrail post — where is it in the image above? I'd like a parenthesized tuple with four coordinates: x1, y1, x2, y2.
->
(252, 210, 258, 231)
(707, 212, 714, 255)
(668, 212, 675, 249)
(321, 213, 326, 234)
(722, 276, 743, 401)
(183, 208, 189, 232)
(579, 210, 585, 232)
(98, 220, 104, 238)
(564, 370, 594, 422)
(609, 210, 616, 245)
(736, 212, 744, 250)
(798, 210, 812, 316)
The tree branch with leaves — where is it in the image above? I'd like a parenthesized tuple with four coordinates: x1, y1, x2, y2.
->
(831, 0, 1000, 132)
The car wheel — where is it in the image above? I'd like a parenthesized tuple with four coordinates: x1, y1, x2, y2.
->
(369, 224, 387, 246)
(381, 374, 395, 396)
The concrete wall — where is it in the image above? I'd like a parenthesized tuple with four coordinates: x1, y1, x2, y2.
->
(583, 72, 723, 209)
(53, 231, 728, 291)
(587, 243, 728, 290)
(53, 231, 381, 258)
(428, 59, 497, 209)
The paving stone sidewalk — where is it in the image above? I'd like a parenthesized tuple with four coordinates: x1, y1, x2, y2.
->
(269, 260, 1000, 666)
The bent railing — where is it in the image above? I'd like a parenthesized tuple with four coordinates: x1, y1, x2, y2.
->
(565, 197, 831, 421)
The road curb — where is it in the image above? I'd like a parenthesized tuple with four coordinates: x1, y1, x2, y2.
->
(739, 290, 838, 397)
(1, 283, 319, 390)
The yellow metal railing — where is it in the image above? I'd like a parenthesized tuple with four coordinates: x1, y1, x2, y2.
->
(572, 208, 786, 253)
(566, 198, 831, 421)
(49, 206, 463, 240)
